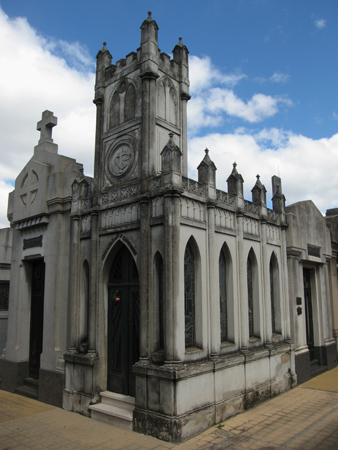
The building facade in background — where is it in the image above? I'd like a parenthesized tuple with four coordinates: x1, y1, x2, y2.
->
(0, 13, 336, 443)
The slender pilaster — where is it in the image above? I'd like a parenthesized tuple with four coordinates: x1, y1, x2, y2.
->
(237, 212, 249, 349)
(208, 204, 218, 355)
(69, 215, 80, 351)
(281, 228, 292, 341)
(261, 220, 272, 344)
(140, 73, 158, 187)
(93, 98, 104, 205)
(164, 193, 181, 363)
(88, 212, 98, 353)
(139, 198, 150, 361)
(181, 95, 189, 176)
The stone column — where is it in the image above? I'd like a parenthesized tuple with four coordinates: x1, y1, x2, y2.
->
(139, 198, 150, 361)
(88, 212, 98, 353)
(281, 227, 292, 342)
(181, 95, 189, 176)
(261, 220, 272, 344)
(140, 74, 158, 187)
(93, 98, 104, 206)
(208, 204, 218, 355)
(237, 211, 249, 349)
(69, 215, 80, 351)
(163, 193, 181, 363)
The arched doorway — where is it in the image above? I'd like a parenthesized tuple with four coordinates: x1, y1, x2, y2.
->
(107, 245, 140, 396)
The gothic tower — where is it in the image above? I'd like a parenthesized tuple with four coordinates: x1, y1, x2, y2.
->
(93, 11, 189, 200)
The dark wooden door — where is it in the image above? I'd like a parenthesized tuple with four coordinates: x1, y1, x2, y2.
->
(29, 260, 45, 379)
(108, 246, 139, 396)
(303, 269, 315, 361)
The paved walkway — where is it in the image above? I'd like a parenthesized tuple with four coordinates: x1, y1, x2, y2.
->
(1, 367, 338, 450)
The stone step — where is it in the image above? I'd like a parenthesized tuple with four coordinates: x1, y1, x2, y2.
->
(310, 364, 327, 378)
(15, 383, 38, 400)
(89, 402, 134, 431)
(100, 391, 135, 411)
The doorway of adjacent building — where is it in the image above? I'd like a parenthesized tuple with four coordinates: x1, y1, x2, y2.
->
(303, 268, 315, 361)
(29, 259, 45, 379)
(107, 246, 140, 397)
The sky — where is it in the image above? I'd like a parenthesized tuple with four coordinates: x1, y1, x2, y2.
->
(0, 0, 338, 227)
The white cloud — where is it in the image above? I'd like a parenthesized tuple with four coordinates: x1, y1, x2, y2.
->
(188, 130, 338, 213)
(188, 56, 292, 133)
(270, 72, 290, 83)
(189, 55, 245, 93)
(0, 8, 96, 227)
(188, 88, 292, 132)
(315, 19, 327, 29)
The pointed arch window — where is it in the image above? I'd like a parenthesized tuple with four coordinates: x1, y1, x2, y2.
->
(124, 84, 136, 122)
(247, 256, 254, 338)
(247, 249, 260, 339)
(110, 91, 120, 128)
(219, 251, 228, 342)
(184, 243, 195, 348)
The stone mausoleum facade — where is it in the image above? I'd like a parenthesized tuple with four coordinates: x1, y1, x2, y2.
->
(0, 13, 337, 443)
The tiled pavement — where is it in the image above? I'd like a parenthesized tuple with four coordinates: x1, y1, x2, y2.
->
(1, 367, 338, 450)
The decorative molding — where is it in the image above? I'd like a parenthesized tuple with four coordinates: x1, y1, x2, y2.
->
(181, 198, 205, 222)
(101, 184, 139, 204)
(244, 200, 260, 215)
(101, 233, 137, 261)
(267, 224, 280, 241)
(182, 177, 205, 196)
(243, 216, 260, 236)
(81, 215, 92, 233)
(101, 203, 140, 228)
(152, 197, 164, 217)
(214, 208, 235, 230)
(267, 208, 279, 222)
(216, 190, 236, 206)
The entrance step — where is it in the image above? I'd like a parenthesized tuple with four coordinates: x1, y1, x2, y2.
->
(89, 391, 135, 431)
(15, 377, 39, 400)
(310, 362, 328, 378)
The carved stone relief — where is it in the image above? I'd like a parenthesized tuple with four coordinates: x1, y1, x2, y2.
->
(181, 198, 205, 222)
(215, 208, 235, 230)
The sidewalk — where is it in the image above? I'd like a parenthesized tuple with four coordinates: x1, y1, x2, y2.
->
(1, 367, 338, 450)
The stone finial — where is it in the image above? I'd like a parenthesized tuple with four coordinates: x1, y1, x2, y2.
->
(197, 148, 216, 187)
(161, 132, 182, 173)
(251, 174, 267, 205)
(37, 110, 57, 144)
(227, 162, 244, 196)
(271, 175, 285, 213)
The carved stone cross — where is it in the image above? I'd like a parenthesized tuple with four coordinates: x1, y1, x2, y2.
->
(36, 110, 58, 144)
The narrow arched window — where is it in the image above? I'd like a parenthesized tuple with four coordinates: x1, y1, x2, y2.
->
(270, 253, 281, 334)
(110, 91, 120, 128)
(247, 256, 254, 338)
(124, 84, 136, 122)
(184, 243, 195, 348)
(219, 251, 227, 342)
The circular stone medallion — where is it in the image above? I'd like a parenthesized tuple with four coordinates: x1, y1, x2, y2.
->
(109, 143, 134, 177)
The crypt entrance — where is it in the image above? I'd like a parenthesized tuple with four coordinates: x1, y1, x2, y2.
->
(107, 245, 140, 397)
(29, 259, 45, 379)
